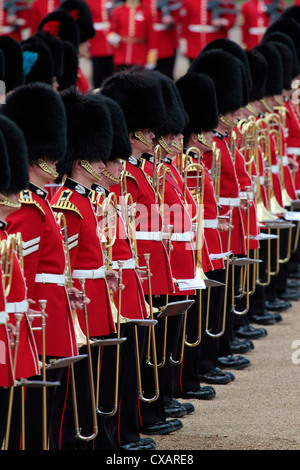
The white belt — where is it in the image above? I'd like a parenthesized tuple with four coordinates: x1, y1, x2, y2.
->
(248, 26, 266, 35)
(204, 219, 218, 229)
(171, 231, 194, 242)
(135, 231, 163, 241)
(153, 23, 169, 31)
(239, 191, 254, 201)
(287, 147, 300, 156)
(6, 300, 28, 314)
(218, 197, 240, 207)
(260, 176, 265, 185)
(35, 273, 66, 285)
(0, 25, 16, 34)
(281, 156, 289, 166)
(0, 311, 7, 324)
(284, 128, 289, 138)
(72, 266, 106, 280)
(272, 164, 280, 174)
(188, 24, 218, 33)
(93, 21, 109, 31)
(111, 258, 136, 270)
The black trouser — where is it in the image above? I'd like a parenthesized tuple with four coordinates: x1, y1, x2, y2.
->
(138, 294, 182, 428)
(156, 55, 176, 80)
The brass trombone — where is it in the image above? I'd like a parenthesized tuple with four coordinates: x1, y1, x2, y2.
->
(95, 192, 126, 417)
(55, 212, 98, 442)
(108, 179, 160, 403)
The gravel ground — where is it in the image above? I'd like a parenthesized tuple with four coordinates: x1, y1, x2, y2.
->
(148, 301, 300, 451)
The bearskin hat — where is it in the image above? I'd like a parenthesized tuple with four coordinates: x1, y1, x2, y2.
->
(0, 36, 24, 92)
(21, 37, 54, 85)
(99, 94, 132, 161)
(254, 43, 283, 96)
(245, 48, 268, 102)
(0, 129, 10, 192)
(262, 31, 300, 79)
(57, 40, 79, 91)
(38, 9, 80, 52)
(263, 17, 300, 65)
(176, 72, 219, 138)
(34, 30, 64, 78)
(188, 49, 244, 115)
(59, 0, 95, 43)
(56, 88, 113, 179)
(101, 66, 167, 133)
(0, 82, 67, 164)
(0, 116, 29, 194)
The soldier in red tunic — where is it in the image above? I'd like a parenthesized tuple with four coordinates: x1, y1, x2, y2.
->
(178, 0, 238, 61)
(29, 0, 61, 35)
(2, 82, 82, 450)
(85, 0, 115, 87)
(101, 68, 189, 436)
(0, 0, 30, 41)
(107, 0, 157, 70)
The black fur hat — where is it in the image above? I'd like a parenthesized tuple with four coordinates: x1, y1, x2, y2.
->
(188, 49, 244, 115)
(267, 41, 293, 91)
(57, 40, 79, 91)
(245, 48, 268, 102)
(101, 66, 167, 133)
(281, 5, 300, 23)
(99, 94, 132, 161)
(59, 0, 95, 43)
(262, 31, 300, 79)
(34, 30, 64, 78)
(0, 116, 29, 194)
(176, 72, 218, 138)
(0, 49, 5, 82)
(263, 17, 300, 65)
(0, 36, 24, 92)
(0, 129, 10, 193)
(57, 88, 113, 179)
(22, 37, 54, 85)
(38, 9, 80, 52)
(0, 82, 67, 164)
(254, 43, 283, 96)
(201, 38, 253, 92)
(149, 70, 185, 137)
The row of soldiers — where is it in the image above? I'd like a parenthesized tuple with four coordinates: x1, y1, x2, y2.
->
(1, 3, 300, 452)
(0, 0, 292, 87)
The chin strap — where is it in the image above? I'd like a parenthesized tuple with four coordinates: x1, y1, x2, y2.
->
(80, 159, 103, 181)
(219, 114, 237, 128)
(197, 133, 212, 149)
(36, 158, 59, 179)
(134, 130, 153, 148)
(0, 196, 21, 209)
(157, 136, 174, 155)
(101, 168, 121, 183)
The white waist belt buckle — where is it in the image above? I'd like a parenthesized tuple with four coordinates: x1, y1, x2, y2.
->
(35, 273, 66, 285)
(72, 266, 106, 280)
(135, 231, 163, 241)
(6, 300, 28, 314)
(171, 231, 194, 242)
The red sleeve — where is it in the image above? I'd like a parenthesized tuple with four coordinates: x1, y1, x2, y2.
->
(6, 205, 45, 299)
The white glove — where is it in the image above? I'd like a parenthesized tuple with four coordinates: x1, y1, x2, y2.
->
(107, 32, 121, 47)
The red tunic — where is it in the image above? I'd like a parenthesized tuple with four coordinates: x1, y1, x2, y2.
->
(110, 157, 174, 296)
(143, 0, 179, 60)
(179, 0, 237, 58)
(6, 183, 78, 358)
(29, 0, 60, 36)
(85, 0, 114, 57)
(107, 3, 155, 66)
(202, 133, 246, 256)
(141, 155, 197, 294)
(0, 235, 14, 387)
(0, 226, 40, 379)
(285, 99, 300, 191)
(90, 184, 147, 320)
(0, 0, 29, 41)
(51, 178, 116, 337)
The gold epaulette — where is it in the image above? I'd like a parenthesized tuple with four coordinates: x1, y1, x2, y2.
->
(51, 190, 83, 219)
(123, 162, 139, 186)
(19, 190, 45, 216)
